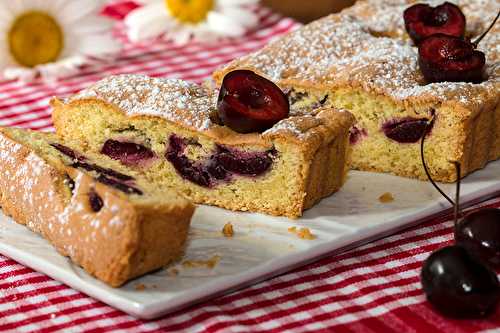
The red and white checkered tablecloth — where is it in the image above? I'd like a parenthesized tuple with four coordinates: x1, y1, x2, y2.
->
(0, 2, 499, 332)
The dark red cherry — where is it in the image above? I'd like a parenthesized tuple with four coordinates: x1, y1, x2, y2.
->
(165, 135, 273, 187)
(88, 190, 103, 212)
(50, 143, 85, 161)
(382, 117, 431, 143)
(215, 146, 273, 176)
(404, 2, 465, 44)
(101, 139, 156, 167)
(421, 245, 500, 318)
(71, 161, 134, 181)
(217, 70, 289, 133)
(349, 126, 367, 145)
(96, 174, 143, 195)
(418, 34, 486, 83)
(455, 208, 500, 267)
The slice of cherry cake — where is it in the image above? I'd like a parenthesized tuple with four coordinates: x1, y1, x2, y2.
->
(0, 127, 194, 287)
(52, 74, 354, 218)
(213, 0, 500, 182)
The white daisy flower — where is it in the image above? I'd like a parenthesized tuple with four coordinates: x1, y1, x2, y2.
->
(0, 0, 120, 82)
(124, 0, 259, 45)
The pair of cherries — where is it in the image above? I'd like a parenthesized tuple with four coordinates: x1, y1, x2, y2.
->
(404, 2, 499, 83)
(420, 130, 500, 318)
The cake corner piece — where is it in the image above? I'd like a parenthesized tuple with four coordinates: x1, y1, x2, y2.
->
(0, 126, 194, 287)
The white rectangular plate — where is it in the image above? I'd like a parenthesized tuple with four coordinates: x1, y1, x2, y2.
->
(1, 161, 500, 319)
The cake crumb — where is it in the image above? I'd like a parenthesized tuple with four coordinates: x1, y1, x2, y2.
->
(135, 283, 146, 291)
(222, 222, 234, 237)
(288, 226, 316, 240)
(182, 255, 221, 269)
(379, 192, 395, 203)
(297, 228, 316, 240)
(168, 268, 179, 276)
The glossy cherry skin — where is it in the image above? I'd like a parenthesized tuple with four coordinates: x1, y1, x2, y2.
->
(217, 70, 289, 133)
(418, 34, 486, 83)
(455, 208, 500, 267)
(404, 2, 465, 44)
(421, 245, 500, 318)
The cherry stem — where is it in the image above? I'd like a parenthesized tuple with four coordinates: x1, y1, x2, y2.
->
(420, 119, 454, 206)
(473, 10, 500, 47)
(453, 161, 461, 228)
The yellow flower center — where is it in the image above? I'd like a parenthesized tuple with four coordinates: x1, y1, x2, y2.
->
(8, 11, 64, 68)
(165, 0, 214, 24)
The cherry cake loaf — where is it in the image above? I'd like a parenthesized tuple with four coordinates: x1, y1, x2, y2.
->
(213, 0, 500, 182)
(52, 74, 354, 218)
(0, 127, 194, 287)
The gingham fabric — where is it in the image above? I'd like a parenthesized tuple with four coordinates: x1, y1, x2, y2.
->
(0, 2, 499, 332)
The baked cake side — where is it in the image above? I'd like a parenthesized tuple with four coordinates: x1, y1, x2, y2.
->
(52, 75, 354, 218)
(0, 127, 194, 287)
(213, 0, 500, 182)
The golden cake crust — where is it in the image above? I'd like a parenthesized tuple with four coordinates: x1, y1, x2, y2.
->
(0, 128, 194, 287)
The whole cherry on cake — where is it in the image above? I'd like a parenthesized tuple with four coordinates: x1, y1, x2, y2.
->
(404, 2, 466, 44)
(217, 70, 289, 133)
(420, 125, 500, 318)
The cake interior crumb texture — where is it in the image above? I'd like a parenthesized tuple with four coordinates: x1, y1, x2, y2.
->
(0, 127, 194, 287)
(213, 0, 500, 182)
(52, 75, 354, 218)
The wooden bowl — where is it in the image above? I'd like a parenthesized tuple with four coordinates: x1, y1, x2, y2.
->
(262, 0, 356, 22)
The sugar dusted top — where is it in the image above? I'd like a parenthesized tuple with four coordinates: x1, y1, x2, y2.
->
(72, 74, 216, 131)
(69, 74, 352, 143)
(214, 0, 499, 109)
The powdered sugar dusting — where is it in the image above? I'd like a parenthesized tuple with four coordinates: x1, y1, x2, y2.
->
(218, 0, 499, 108)
(73, 75, 217, 131)
(70, 74, 347, 142)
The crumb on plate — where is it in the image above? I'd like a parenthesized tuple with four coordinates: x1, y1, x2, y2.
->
(182, 255, 221, 269)
(379, 192, 394, 203)
(168, 268, 179, 276)
(288, 226, 316, 240)
(135, 283, 146, 291)
(222, 222, 234, 237)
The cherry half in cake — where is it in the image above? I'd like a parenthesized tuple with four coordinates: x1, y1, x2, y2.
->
(403, 2, 465, 44)
(420, 126, 500, 318)
(217, 70, 289, 133)
(101, 139, 156, 167)
(382, 117, 432, 143)
(166, 134, 275, 188)
(51, 143, 143, 195)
